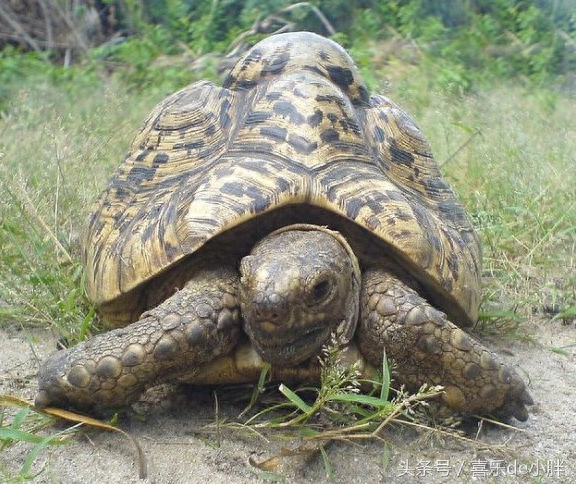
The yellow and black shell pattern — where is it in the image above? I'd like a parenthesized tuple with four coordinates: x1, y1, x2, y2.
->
(83, 32, 481, 328)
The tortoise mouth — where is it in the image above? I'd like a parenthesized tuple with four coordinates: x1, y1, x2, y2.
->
(251, 325, 331, 367)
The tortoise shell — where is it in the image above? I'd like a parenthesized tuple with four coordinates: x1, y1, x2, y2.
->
(83, 32, 481, 329)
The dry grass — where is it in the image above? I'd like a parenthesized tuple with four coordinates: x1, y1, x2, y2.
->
(393, 84, 576, 329)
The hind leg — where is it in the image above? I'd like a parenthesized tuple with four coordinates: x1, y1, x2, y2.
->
(35, 266, 240, 411)
(357, 268, 533, 421)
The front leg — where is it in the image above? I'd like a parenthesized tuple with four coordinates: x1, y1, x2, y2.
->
(357, 268, 533, 421)
(35, 266, 240, 411)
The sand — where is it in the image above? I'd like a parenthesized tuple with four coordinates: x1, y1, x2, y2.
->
(1, 316, 575, 483)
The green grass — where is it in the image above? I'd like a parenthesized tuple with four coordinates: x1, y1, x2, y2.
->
(0, 403, 75, 482)
(0, 78, 170, 340)
(408, 86, 576, 326)
(201, 342, 449, 478)
(0, 396, 148, 482)
(363, 69, 576, 330)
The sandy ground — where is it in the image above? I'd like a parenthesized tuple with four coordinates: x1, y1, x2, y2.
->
(1, 316, 575, 484)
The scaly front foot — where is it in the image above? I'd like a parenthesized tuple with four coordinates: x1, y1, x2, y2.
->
(358, 269, 533, 421)
(35, 269, 240, 411)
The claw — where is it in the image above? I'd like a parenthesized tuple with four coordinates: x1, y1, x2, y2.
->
(35, 350, 70, 409)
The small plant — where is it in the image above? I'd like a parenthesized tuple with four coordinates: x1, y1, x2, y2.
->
(242, 338, 443, 436)
(0, 399, 76, 481)
(198, 337, 447, 477)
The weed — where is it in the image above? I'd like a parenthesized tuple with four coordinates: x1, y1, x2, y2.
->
(0, 402, 73, 481)
(196, 338, 448, 477)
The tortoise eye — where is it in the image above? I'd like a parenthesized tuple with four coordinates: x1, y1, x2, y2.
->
(309, 278, 333, 305)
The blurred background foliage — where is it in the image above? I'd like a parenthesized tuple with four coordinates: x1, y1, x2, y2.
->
(0, 0, 575, 105)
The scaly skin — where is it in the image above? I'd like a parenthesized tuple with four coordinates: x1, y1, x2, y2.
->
(357, 268, 533, 421)
(239, 225, 360, 366)
(35, 267, 240, 410)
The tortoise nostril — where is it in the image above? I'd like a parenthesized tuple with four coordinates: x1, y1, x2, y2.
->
(251, 301, 287, 327)
(255, 309, 280, 323)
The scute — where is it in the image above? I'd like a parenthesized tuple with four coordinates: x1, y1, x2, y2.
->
(84, 32, 481, 327)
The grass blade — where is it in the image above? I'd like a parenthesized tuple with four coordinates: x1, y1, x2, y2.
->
(241, 364, 271, 417)
(42, 406, 148, 479)
(20, 425, 80, 478)
(326, 393, 391, 409)
(278, 384, 312, 414)
(380, 349, 391, 402)
(0, 428, 66, 446)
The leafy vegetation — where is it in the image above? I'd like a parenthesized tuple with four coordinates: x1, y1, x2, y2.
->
(0, 401, 73, 482)
(236, 341, 444, 436)
(1, 0, 575, 105)
(207, 341, 451, 478)
(103, 0, 576, 89)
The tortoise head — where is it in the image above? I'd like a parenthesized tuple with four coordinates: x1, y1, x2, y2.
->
(239, 224, 361, 366)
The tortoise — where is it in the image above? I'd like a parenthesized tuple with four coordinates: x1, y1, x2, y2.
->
(35, 32, 532, 421)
